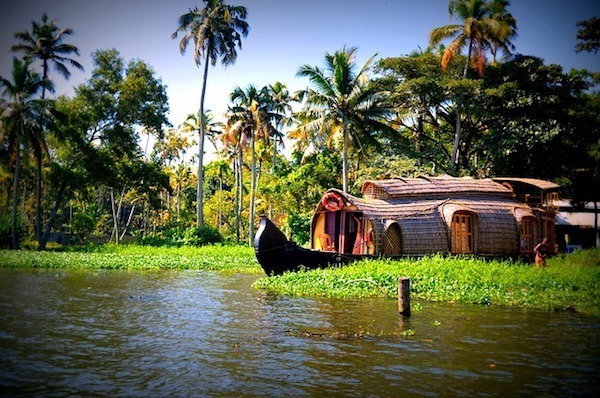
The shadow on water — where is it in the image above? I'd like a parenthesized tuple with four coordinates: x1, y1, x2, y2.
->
(0, 268, 598, 397)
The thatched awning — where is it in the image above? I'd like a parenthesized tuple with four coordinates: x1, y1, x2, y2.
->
(514, 207, 536, 222)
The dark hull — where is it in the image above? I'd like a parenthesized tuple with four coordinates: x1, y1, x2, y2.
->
(254, 217, 367, 276)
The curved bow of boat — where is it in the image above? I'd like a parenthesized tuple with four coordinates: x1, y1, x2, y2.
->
(254, 216, 363, 276)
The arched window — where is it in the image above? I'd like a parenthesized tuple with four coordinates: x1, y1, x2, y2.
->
(520, 217, 536, 253)
(451, 212, 475, 254)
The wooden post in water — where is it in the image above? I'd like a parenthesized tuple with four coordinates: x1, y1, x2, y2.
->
(398, 277, 410, 317)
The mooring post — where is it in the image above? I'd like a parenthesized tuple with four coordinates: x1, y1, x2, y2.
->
(398, 277, 410, 317)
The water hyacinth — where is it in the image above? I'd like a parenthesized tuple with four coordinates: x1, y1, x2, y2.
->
(0, 245, 261, 273)
(253, 250, 600, 316)
(1, 246, 598, 315)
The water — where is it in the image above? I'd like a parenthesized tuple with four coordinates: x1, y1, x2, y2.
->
(0, 268, 598, 397)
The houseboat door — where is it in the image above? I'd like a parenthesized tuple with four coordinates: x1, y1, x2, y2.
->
(316, 210, 368, 254)
(343, 212, 365, 254)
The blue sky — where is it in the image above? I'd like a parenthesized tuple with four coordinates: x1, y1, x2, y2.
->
(1, 0, 599, 129)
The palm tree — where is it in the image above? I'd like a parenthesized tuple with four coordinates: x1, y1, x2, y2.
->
(180, 109, 224, 154)
(292, 46, 394, 193)
(229, 84, 278, 244)
(488, 0, 517, 63)
(220, 116, 246, 243)
(0, 58, 49, 249)
(171, 163, 193, 222)
(429, 0, 516, 172)
(267, 82, 293, 171)
(172, 0, 249, 231)
(11, 13, 84, 241)
(11, 13, 84, 100)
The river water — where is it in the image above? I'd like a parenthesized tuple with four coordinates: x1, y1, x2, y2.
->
(0, 268, 598, 397)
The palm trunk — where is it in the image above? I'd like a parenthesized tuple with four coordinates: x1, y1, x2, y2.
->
(11, 136, 22, 250)
(37, 62, 49, 243)
(342, 122, 349, 193)
(595, 201, 599, 247)
(35, 158, 42, 242)
(248, 132, 257, 246)
(176, 182, 181, 222)
(119, 200, 137, 241)
(236, 145, 244, 243)
(218, 175, 222, 231)
(39, 180, 67, 251)
(272, 135, 277, 173)
(450, 41, 473, 175)
(196, 51, 210, 231)
(110, 188, 125, 245)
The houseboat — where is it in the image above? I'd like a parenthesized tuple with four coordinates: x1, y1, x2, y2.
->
(255, 175, 559, 275)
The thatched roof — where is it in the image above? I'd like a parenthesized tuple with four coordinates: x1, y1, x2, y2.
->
(492, 177, 560, 191)
(361, 175, 512, 199)
(331, 192, 535, 255)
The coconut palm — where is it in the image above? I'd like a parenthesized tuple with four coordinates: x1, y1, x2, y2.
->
(488, 0, 517, 63)
(180, 109, 224, 154)
(229, 84, 278, 244)
(220, 116, 246, 243)
(11, 13, 84, 241)
(0, 58, 49, 249)
(11, 13, 84, 100)
(172, 0, 249, 231)
(267, 82, 293, 171)
(429, 0, 516, 173)
(292, 46, 395, 193)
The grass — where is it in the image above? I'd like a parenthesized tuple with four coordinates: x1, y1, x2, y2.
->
(253, 248, 600, 317)
(1, 245, 598, 316)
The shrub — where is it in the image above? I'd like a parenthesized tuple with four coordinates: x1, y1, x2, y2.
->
(183, 225, 223, 246)
(71, 212, 96, 242)
(0, 214, 23, 249)
(287, 212, 310, 245)
(137, 225, 223, 247)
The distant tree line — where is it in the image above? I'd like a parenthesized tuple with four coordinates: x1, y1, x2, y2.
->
(1, 0, 598, 249)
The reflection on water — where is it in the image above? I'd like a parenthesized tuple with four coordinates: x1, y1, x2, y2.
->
(0, 268, 598, 397)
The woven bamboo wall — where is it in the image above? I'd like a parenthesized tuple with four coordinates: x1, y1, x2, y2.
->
(350, 196, 450, 255)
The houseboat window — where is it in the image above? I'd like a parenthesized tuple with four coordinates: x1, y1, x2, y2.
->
(520, 218, 535, 253)
(451, 212, 474, 254)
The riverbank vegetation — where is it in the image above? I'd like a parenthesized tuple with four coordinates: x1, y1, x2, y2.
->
(1, 245, 598, 316)
(254, 248, 600, 317)
(0, 245, 260, 273)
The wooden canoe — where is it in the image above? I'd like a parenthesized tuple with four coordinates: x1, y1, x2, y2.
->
(254, 217, 366, 276)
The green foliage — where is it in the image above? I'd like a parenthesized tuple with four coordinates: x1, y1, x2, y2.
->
(575, 17, 600, 53)
(71, 212, 95, 241)
(287, 212, 311, 245)
(138, 225, 223, 247)
(352, 152, 431, 191)
(0, 214, 22, 249)
(253, 249, 600, 316)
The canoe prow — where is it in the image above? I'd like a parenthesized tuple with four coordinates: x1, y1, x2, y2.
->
(254, 216, 364, 276)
